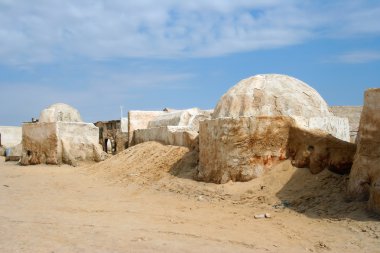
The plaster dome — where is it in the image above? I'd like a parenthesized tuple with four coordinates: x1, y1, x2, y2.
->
(39, 103, 83, 123)
(212, 74, 332, 119)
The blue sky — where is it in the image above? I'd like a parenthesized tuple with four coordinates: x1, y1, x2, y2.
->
(0, 0, 379, 125)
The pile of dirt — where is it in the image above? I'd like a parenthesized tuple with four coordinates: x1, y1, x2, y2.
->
(86, 141, 190, 185)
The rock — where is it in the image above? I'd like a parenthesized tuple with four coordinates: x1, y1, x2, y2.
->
(347, 88, 380, 214)
(254, 214, 266, 219)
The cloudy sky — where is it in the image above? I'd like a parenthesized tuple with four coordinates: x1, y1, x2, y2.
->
(1, 0, 379, 125)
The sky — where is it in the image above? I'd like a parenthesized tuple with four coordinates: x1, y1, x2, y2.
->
(0, 0, 380, 125)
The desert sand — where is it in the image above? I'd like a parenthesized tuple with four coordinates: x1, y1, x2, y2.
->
(1, 141, 379, 253)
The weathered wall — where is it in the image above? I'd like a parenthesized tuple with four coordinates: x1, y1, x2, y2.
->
(128, 110, 167, 145)
(0, 126, 22, 148)
(57, 122, 102, 164)
(197, 115, 355, 184)
(307, 116, 350, 142)
(347, 89, 380, 214)
(21, 122, 104, 166)
(95, 120, 128, 154)
(21, 123, 59, 165)
(197, 116, 293, 183)
(330, 106, 363, 142)
(147, 108, 212, 132)
(133, 126, 198, 148)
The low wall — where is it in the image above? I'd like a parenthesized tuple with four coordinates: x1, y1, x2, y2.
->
(147, 108, 212, 132)
(0, 126, 22, 148)
(133, 126, 198, 148)
(128, 110, 167, 145)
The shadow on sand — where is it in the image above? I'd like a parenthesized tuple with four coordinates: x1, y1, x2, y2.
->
(275, 167, 379, 221)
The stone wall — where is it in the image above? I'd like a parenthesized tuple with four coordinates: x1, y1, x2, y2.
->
(0, 126, 22, 148)
(347, 89, 380, 214)
(330, 106, 363, 142)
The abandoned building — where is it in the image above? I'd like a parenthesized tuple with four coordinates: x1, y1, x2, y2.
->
(196, 74, 353, 183)
(21, 103, 106, 166)
(94, 119, 128, 154)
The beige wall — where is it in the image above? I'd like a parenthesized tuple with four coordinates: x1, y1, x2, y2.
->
(0, 126, 22, 147)
(21, 122, 103, 165)
(128, 110, 167, 145)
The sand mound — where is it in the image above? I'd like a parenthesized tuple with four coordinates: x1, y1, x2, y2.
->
(86, 141, 373, 220)
(87, 141, 190, 184)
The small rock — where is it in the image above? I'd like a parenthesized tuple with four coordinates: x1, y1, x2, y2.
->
(254, 214, 266, 219)
(197, 195, 204, 201)
(265, 213, 271, 218)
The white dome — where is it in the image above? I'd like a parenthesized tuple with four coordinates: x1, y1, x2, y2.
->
(39, 103, 83, 123)
(213, 74, 332, 119)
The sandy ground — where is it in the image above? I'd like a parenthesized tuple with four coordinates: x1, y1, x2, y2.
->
(1, 142, 380, 253)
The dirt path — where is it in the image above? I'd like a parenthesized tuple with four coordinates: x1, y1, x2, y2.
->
(1, 157, 379, 253)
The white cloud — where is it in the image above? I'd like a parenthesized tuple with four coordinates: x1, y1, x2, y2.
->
(0, 0, 379, 65)
(336, 50, 380, 64)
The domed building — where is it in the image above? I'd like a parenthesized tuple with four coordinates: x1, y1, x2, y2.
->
(197, 74, 351, 183)
(21, 103, 105, 166)
(213, 74, 332, 119)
